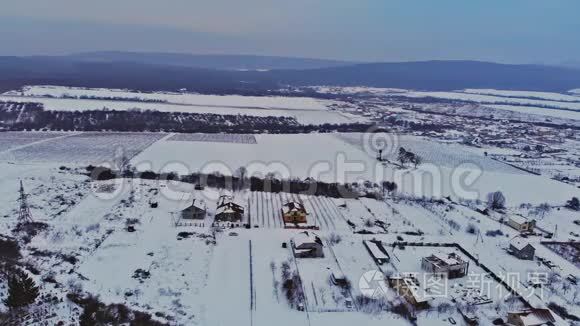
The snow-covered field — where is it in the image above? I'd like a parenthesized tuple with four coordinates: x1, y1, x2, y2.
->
(0, 158, 577, 325)
(131, 132, 576, 205)
(7, 85, 334, 111)
(0, 86, 366, 125)
(484, 104, 580, 120)
(462, 89, 580, 102)
(393, 91, 580, 112)
(0, 131, 573, 206)
(0, 132, 165, 164)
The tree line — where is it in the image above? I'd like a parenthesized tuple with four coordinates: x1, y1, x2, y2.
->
(0, 102, 376, 134)
(87, 165, 399, 199)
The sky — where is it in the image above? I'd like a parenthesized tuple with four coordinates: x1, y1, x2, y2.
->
(1, 0, 579, 64)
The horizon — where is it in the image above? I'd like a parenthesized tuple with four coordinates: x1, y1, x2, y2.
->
(7, 50, 580, 69)
(2, 0, 580, 66)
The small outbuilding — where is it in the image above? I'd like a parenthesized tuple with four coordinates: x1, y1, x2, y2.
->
(507, 215, 536, 234)
(363, 240, 390, 265)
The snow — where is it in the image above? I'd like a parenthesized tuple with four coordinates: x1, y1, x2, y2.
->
(392, 91, 580, 111)
(0, 132, 165, 164)
(0, 86, 367, 125)
(485, 104, 580, 120)
(462, 89, 580, 102)
(0, 160, 577, 325)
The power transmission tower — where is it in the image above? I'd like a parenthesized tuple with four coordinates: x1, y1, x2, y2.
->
(18, 180, 34, 224)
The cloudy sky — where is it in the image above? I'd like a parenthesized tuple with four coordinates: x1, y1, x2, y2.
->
(1, 0, 579, 64)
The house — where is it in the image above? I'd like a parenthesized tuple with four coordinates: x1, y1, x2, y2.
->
(421, 252, 469, 278)
(506, 308, 555, 326)
(215, 196, 244, 222)
(508, 215, 536, 233)
(509, 238, 536, 260)
(291, 231, 323, 258)
(363, 240, 390, 265)
(282, 201, 307, 225)
(181, 199, 207, 220)
(388, 274, 431, 309)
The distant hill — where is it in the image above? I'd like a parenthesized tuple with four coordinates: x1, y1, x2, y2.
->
(263, 60, 580, 92)
(0, 55, 579, 93)
(66, 51, 355, 71)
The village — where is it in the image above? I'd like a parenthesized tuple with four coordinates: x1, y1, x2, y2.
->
(0, 87, 578, 326)
(0, 157, 578, 325)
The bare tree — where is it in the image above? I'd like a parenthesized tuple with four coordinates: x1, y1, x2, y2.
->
(534, 203, 551, 219)
(487, 191, 506, 210)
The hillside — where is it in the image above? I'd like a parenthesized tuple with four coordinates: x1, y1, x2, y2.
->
(1, 56, 579, 93)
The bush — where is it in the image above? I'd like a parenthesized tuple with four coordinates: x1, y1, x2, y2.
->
(466, 223, 478, 234)
(566, 197, 580, 211)
(328, 233, 342, 245)
(485, 229, 504, 237)
(0, 236, 21, 261)
(548, 302, 580, 321)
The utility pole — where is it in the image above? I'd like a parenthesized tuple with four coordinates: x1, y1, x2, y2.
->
(18, 180, 34, 224)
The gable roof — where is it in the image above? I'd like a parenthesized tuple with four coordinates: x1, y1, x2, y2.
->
(282, 201, 306, 214)
(510, 238, 535, 251)
(510, 215, 534, 225)
(292, 231, 322, 248)
(216, 201, 245, 215)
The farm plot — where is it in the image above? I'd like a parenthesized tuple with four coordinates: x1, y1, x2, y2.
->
(246, 191, 352, 231)
(543, 242, 580, 268)
(0, 90, 362, 125)
(168, 133, 257, 144)
(2, 132, 166, 164)
(462, 89, 580, 102)
(336, 133, 522, 173)
(248, 191, 284, 228)
(0, 131, 70, 153)
(392, 91, 580, 111)
(10, 85, 337, 111)
(336, 133, 578, 205)
(293, 246, 354, 312)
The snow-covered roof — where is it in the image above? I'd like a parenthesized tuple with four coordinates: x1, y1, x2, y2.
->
(510, 309, 555, 326)
(183, 199, 206, 211)
(282, 201, 306, 214)
(292, 231, 321, 248)
(509, 215, 533, 225)
(363, 240, 390, 260)
(216, 201, 244, 215)
(509, 238, 534, 251)
(217, 195, 244, 208)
